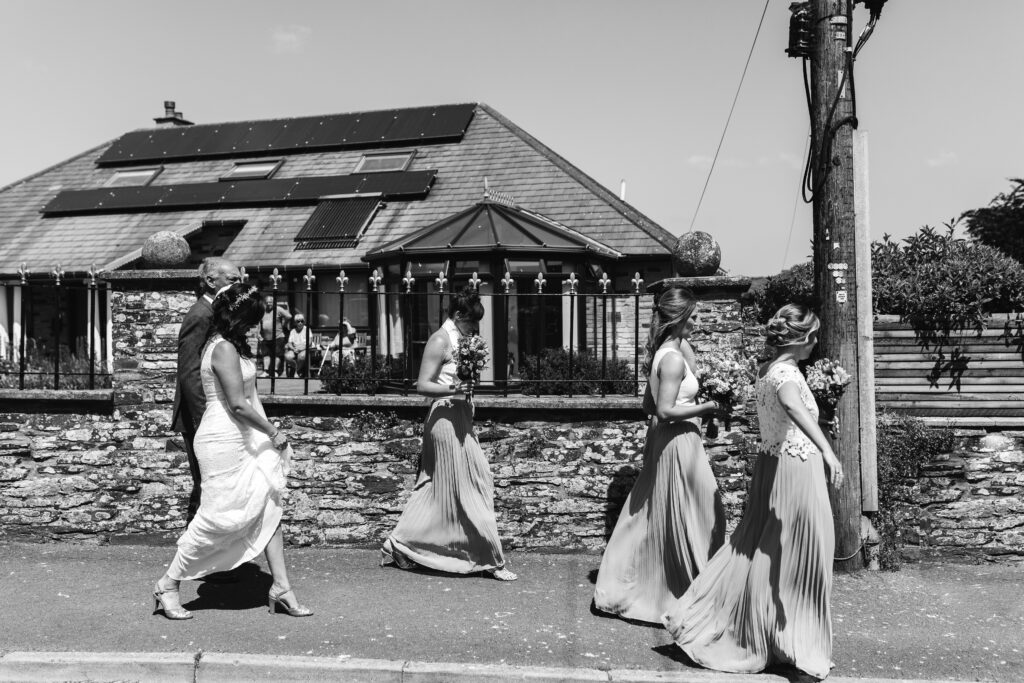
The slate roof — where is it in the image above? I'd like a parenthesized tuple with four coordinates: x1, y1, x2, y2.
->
(0, 104, 676, 275)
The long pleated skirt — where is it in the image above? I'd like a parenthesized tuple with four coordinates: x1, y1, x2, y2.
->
(593, 418, 725, 624)
(662, 448, 835, 679)
(383, 398, 505, 574)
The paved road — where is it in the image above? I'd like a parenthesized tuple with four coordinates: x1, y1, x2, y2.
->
(0, 543, 1020, 681)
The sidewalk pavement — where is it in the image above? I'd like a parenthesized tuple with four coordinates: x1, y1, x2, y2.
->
(0, 543, 1020, 682)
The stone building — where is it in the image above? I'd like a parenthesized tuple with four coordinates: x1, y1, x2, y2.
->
(0, 101, 680, 389)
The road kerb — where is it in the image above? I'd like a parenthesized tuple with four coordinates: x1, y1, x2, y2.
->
(0, 651, 196, 682)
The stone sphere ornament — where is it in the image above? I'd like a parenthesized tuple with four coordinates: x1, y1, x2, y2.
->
(141, 231, 191, 268)
(672, 231, 721, 277)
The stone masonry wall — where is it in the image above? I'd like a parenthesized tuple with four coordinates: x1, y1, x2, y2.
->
(897, 430, 1024, 559)
(0, 278, 1021, 562)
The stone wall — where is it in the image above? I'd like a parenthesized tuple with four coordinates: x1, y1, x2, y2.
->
(0, 402, 759, 549)
(897, 430, 1024, 559)
(0, 273, 1021, 563)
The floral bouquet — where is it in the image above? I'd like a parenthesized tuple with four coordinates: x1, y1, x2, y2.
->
(697, 348, 756, 437)
(804, 358, 852, 438)
(456, 334, 489, 399)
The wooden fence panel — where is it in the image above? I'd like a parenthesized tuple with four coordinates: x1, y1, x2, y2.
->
(873, 314, 1024, 425)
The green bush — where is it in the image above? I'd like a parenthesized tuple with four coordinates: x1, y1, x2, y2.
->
(875, 411, 956, 570)
(751, 261, 817, 323)
(518, 348, 637, 395)
(872, 224, 1024, 339)
(0, 343, 111, 390)
(319, 354, 406, 394)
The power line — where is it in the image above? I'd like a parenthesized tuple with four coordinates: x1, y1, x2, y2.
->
(782, 129, 811, 270)
(688, 0, 772, 233)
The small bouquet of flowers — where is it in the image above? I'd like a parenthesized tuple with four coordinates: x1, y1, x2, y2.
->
(804, 358, 852, 438)
(697, 348, 756, 437)
(456, 334, 489, 399)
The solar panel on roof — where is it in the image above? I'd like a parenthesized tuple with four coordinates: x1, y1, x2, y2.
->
(293, 197, 380, 249)
(96, 104, 474, 166)
(40, 171, 436, 216)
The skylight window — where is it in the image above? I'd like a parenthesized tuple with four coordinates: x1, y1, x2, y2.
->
(354, 151, 415, 174)
(104, 167, 161, 187)
(221, 159, 283, 181)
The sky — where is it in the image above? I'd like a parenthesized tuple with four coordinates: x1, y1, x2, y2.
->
(2, 0, 1022, 276)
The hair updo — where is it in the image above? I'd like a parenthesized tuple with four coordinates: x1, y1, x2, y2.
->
(209, 282, 263, 357)
(447, 285, 485, 322)
(765, 303, 820, 348)
(642, 287, 698, 376)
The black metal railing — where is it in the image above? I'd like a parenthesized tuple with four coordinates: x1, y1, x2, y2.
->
(0, 264, 111, 390)
(248, 267, 648, 398)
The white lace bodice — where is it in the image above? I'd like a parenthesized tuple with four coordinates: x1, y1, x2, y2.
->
(435, 319, 460, 388)
(755, 362, 819, 461)
(649, 347, 699, 407)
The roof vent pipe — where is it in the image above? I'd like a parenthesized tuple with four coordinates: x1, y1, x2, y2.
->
(619, 179, 626, 201)
(154, 100, 194, 127)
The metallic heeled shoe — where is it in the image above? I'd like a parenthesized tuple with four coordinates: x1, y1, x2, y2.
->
(268, 586, 313, 617)
(153, 582, 193, 620)
(488, 567, 518, 581)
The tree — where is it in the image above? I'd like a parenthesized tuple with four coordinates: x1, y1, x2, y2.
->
(961, 178, 1024, 263)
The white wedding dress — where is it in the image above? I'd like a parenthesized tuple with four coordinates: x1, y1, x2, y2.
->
(166, 335, 290, 580)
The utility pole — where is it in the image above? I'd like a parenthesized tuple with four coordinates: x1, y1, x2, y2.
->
(809, 0, 864, 570)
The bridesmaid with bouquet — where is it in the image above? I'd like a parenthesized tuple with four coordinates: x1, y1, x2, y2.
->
(593, 286, 726, 623)
(380, 286, 517, 581)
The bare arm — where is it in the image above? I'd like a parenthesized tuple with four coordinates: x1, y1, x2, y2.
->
(654, 353, 723, 422)
(211, 343, 283, 442)
(777, 381, 845, 487)
(416, 330, 467, 398)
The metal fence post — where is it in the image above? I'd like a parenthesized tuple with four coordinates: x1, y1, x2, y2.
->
(51, 264, 64, 390)
(268, 267, 282, 394)
(336, 270, 348, 386)
(632, 272, 644, 396)
(501, 272, 512, 397)
(567, 272, 578, 398)
(18, 263, 29, 390)
(302, 268, 316, 396)
(599, 271, 611, 398)
(534, 271, 546, 397)
(402, 270, 415, 396)
(88, 263, 99, 390)
(369, 269, 382, 394)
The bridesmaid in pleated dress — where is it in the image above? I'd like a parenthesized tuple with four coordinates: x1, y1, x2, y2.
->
(593, 287, 726, 623)
(381, 286, 517, 581)
(663, 304, 845, 679)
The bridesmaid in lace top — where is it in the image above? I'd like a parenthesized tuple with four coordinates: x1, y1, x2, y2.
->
(663, 303, 844, 679)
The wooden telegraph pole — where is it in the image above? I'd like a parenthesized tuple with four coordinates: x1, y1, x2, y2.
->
(809, 0, 864, 570)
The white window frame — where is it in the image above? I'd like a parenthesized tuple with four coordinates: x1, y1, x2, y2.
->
(220, 159, 284, 181)
(353, 151, 415, 174)
(103, 167, 162, 187)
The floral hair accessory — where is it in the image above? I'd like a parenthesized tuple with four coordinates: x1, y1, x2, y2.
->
(768, 317, 787, 327)
(228, 285, 260, 310)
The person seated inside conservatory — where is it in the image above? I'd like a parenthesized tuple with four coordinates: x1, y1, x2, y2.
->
(324, 318, 357, 366)
(283, 314, 312, 378)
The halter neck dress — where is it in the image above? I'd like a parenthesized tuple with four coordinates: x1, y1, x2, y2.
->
(593, 346, 725, 623)
(382, 319, 507, 574)
(166, 335, 290, 580)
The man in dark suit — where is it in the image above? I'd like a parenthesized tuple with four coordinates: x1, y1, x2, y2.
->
(171, 257, 241, 523)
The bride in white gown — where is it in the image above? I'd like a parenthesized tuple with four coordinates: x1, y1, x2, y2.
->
(153, 282, 312, 620)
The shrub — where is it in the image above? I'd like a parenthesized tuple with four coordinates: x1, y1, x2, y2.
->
(0, 342, 111, 390)
(751, 261, 817, 323)
(518, 348, 637, 396)
(319, 354, 406, 394)
(875, 411, 956, 570)
(872, 224, 1024, 339)
(961, 178, 1024, 264)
